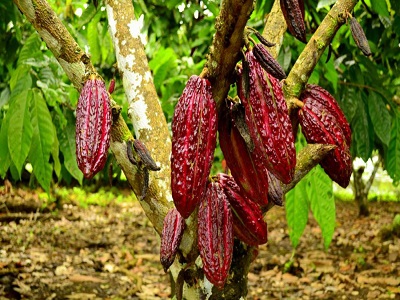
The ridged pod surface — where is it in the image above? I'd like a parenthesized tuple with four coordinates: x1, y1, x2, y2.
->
(160, 209, 185, 272)
(218, 101, 269, 206)
(198, 180, 233, 289)
(238, 51, 296, 184)
(280, 0, 306, 43)
(301, 85, 351, 146)
(171, 75, 217, 219)
(253, 44, 286, 80)
(218, 174, 268, 246)
(350, 17, 371, 56)
(76, 74, 112, 179)
(298, 99, 352, 187)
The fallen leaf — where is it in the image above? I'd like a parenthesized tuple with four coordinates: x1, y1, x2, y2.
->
(69, 274, 106, 283)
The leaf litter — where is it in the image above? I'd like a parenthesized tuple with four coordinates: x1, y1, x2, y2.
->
(0, 186, 399, 299)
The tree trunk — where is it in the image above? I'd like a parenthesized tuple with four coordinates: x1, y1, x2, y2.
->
(353, 167, 370, 217)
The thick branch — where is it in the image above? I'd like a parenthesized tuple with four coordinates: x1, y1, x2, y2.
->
(206, 0, 254, 106)
(284, 0, 358, 111)
(105, 0, 174, 234)
(13, 0, 93, 90)
(284, 144, 336, 193)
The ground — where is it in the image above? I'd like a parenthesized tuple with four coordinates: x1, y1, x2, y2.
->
(0, 186, 399, 300)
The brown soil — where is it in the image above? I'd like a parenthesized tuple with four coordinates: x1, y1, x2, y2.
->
(0, 187, 399, 299)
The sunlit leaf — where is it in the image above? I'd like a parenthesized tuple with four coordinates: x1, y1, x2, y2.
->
(59, 111, 83, 185)
(308, 166, 335, 249)
(386, 114, 400, 185)
(286, 178, 309, 248)
(28, 89, 55, 193)
(8, 90, 33, 178)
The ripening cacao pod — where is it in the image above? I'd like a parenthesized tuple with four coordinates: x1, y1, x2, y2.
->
(298, 94, 352, 187)
(217, 174, 268, 246)
(218, 100, 269, 206)
(76, 74, 112, 179)
(238, 51, 296, 184)
(301, 85, 351, 146)
(350, 17, 371, 57)
(160, 209, 185, 272)
(133, 139, 161, 171)
(280, 0, 306, 43)
(198, 180, 233, 289)
(267, 172, 284, 206)
(171, 75, 218, 219)
(253, 44, 286, 80)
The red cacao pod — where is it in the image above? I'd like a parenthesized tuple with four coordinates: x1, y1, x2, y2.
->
(238, 51, 296, 184)
(301, 84, 351, 146)
(218, 100, 269, 206)
(280, 0, 306, 43)
(298, 100, 352, 187)
(217, 174, 268, 246)
(198, 180, 233, 289)
(160, 208, 185, 272)
(76, 74, 112, 179)
(171, 75, 218, 219)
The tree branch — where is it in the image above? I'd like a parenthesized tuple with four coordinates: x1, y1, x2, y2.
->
(13, 0, 93, 90)
(105, 0, 174, 234)
(205, 0, 254, 107)
(284, 0, 358, 112)
(365, 155, 381, 194)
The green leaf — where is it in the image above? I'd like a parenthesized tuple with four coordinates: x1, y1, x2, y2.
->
(77, 3, 97, 28)
(367, 92, 391, 146)
(28, 89, 55, 193)
(337, 87, 359, 124)
(351, 98, 372, 161)
(308, 166, 335, 249)
(286, 178, 309, 248)
(8, 90, 33, 178)
(0, 87, 10, 109)
(9, 64, 32, 93)
(17, 32, 42, 65)
(0, 111, 12, 178)
(386, 114, 400, 184)
(52, 126, 62, 180)
(59, 111, 83, 185)
(323, 58, 338, 92)
(87, 11, 102, 65)
(371, 0, 390, 17)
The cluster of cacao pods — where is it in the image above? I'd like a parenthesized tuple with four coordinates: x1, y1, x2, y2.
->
(298, 84, 352, 187)
(165, 41, 299, 287)
(165, 33, 353, 287)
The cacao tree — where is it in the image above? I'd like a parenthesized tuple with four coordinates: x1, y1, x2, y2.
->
(1, 0, 400, 298)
